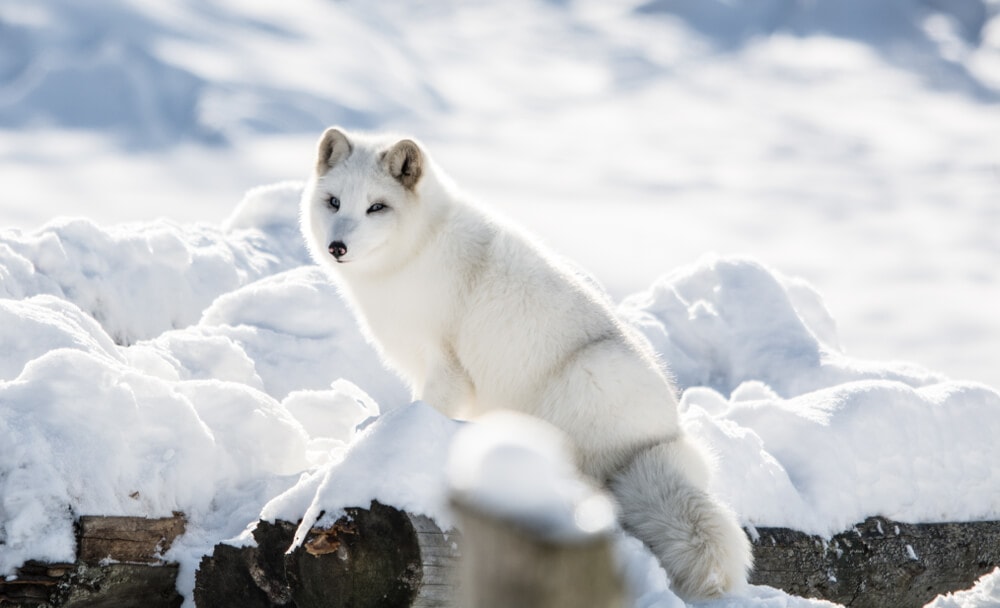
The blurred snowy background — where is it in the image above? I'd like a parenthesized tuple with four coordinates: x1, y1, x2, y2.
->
(3, 3, 1000, 604)
(1, 0, 998, 388)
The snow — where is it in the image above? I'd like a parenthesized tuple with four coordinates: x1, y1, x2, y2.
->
(2, 1, 999, 606)
(684, 395, 1000, 533)
(619, 256, 945, 398)
(260, 401, 461, 550)
(0, 346, 307, 574)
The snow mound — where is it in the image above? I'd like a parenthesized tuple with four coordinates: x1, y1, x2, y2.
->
(0, 346, 309, 573)
(684, 378, 1000, 536)
(194, 266, 404, 402)
(0, 210, 306, 345)
(258, 401, 462, 549)
(620, 255, 944, 398)
(0, 295, 122, 381)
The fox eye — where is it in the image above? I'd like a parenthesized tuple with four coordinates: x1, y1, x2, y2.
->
(366, 202, 389, 214)
(327, 195, 340, 211)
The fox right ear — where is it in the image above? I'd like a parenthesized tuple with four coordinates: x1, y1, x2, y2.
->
(316, 127, 352, 174)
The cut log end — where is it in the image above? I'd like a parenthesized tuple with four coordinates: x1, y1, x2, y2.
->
(77, 513, 187, 565)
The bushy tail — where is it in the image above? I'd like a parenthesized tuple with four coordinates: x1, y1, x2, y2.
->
(608, 436, 752, 600)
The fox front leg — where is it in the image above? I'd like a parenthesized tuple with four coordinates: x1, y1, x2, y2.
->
(417, 348, 476, 420)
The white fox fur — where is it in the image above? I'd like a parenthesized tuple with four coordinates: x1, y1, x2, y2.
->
(300, 127, 752, 600)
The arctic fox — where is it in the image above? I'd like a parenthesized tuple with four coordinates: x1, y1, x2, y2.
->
(301, 127, 753, 600)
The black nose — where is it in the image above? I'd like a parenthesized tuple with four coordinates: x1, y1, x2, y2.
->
(329, 241, 348, 259)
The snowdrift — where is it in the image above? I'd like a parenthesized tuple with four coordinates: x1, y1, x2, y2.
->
(2, 183, 999, 607)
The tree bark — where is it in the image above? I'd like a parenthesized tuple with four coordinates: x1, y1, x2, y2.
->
(749, 516, 1000, 608)
(194, 501, 459, 608)
(0, 514, 186, 608)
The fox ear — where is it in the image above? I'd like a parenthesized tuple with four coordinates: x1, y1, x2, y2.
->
(316, 127, 352, 174)
(382, 139, 423, 190)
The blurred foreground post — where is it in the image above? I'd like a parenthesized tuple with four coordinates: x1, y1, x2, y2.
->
(447, 410, 626, 608)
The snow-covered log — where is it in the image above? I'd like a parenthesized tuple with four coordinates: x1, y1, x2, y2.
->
(191, 510, 1000, 608)
(6, 509, 998, 607)
(750, 516, 1000, 608)
(193, 501, 458, 608)
(0, 514, 186, 607)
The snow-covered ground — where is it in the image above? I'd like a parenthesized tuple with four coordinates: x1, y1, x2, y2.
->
(2, 1, 1000, 606)
(2, 183, 999, 607)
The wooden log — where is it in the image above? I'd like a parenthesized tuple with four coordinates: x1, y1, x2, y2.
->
(0, 514, 186, 608)
(409, 513, 460, 608)
(77, 514, 186, 565)
(191, 542, 275, 608)
(750, 516, 1000, 608)
(0, 561, 183, 608)
(192, 512, 997, 608)
(0, 562, 72, 605)
(4, 510, 999, 607)
(193, 501, 460, 608)
(60, 563, 183, 608)
(286, 502, 424, 607)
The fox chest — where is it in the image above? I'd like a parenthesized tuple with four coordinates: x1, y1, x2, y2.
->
(347, 274, 454, 381)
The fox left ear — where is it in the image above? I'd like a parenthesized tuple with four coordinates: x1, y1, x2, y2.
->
(382, 139, 423, 190)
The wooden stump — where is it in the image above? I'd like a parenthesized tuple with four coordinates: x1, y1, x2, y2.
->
(450, 503, 626, 608)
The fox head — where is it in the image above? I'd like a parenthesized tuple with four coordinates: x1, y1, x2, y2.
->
(301, 127, 431, 274)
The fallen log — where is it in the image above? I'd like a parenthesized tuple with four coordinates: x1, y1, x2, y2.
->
(195, 510, 1000, 608)
(0, 513, 185, 608)
(193, 501, 458, 608)
(750, 516, 1000, 608)
(4, 510, 998, 607)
